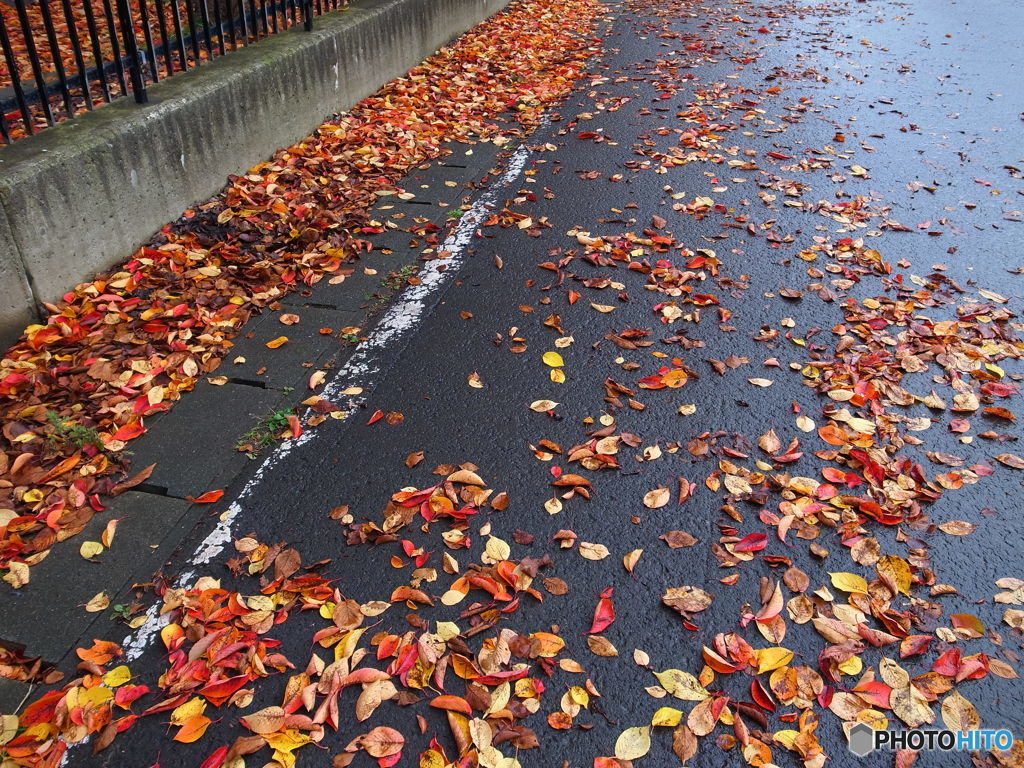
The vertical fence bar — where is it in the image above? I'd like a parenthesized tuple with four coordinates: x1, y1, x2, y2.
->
(257, 0, 269, 35)
(169, 0, 189, 71)
(0, 12, 32, 137)
(115, 0, 149, 102)
(197, 0, 216, 57)
(101, 0, 130, 94)
(241, 0, 253, 42)
(211, 0, 225, 55)
(137, 0, 160, 81)
(182, 0, 200, 63)
(264, 0, 278, 34)
(247, 0, 261, 38)
(303, 0, 312, 31)
(13, 0, 55, 125)
(223, 0, 238, 50)
(37, 0, 76, 118)
(154, 0, 175, 76)
(82, 0, 112, 102)
(60, 0, 95, 110)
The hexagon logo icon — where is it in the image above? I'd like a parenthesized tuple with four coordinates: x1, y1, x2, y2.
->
(848, 722, 876, 757)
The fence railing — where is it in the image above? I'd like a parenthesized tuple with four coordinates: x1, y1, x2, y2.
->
(0, 0, 346, 144)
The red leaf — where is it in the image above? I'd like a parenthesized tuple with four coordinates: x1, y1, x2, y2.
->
(732, 533, 767, 552)
(198, 746, 229, 768)
(589, 594, 616, 634)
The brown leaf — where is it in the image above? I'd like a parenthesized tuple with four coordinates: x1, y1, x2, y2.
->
(662, 586, 712, 616)
(110, 463, 157, 496)
(995, 453, 1024, 469)
(672, 723, 698, 763)
(660, 531, 698, 549)
(543, 577, 569, 595)
(587, 635, 619, 657)
(757, 429, 782, 454)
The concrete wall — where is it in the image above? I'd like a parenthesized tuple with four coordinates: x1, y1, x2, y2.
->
(0, 0, 510, 349)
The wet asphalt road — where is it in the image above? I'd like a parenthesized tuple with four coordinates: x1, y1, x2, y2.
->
(76, 0, 1024, 765)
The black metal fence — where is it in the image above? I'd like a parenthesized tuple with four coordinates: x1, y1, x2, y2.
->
(0, 0, 346, 144)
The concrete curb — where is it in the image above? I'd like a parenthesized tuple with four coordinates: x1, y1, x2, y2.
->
(0, 0, 511, 349)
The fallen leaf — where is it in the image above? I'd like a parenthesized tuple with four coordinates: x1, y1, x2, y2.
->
(614, 726, 651, 760)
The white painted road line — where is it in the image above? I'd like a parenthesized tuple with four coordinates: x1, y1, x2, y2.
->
(117, 139, 535, 663)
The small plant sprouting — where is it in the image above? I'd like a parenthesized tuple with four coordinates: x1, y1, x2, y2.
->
(235, 408, 295, 458)
(45, 411, 103, 450)
(110, 603, 136, 624)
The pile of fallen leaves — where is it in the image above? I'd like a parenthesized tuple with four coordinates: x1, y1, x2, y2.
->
(0, 465, 592, 768)
(0, 0, 605, 589)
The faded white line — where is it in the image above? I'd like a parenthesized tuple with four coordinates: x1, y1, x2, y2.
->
(117, 140, 534, 663)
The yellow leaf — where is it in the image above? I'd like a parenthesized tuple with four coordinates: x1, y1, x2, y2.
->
(266, 336, 289, 349)
(643, 487, 670, 509)
(623, 549, 643, 573)
(529, 400, 559, 412)
(0, 714, 18, 746)
(876, 555, 911, 596)
(837, 655, 863, 676)
(542, 351, 565, 367)
(84, 591, 109, 612)
(590, 303, 617, 313)
(550, 369, 566, 384)
(484, 536, 511, 563)
(754, 647, 794, 674)
(830, 572, 869, 594)
(941, 690, 980, 732)
(774, 729, 799, 749)
(653, 669, 709, 701)
(170, 697, 207, 726)
(79, 541, 104, 559)
(651, 707, 683, 727)
(614, 726, 651, 760)
(102, 665, 132, 687)
(579, 542, 610, 560)
(441, 589, 466, 606)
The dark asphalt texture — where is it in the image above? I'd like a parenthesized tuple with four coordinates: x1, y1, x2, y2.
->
(70, 0, 1024, 765)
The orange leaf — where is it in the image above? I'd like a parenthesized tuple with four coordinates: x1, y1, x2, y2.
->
(188, 489, 225, 504)
(173, 714, 212, 743)
(39, 454, 81, 483)
(111, 421, 146, 442)
(817, 424, 848, 446)
(429, 695, 472, 717)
